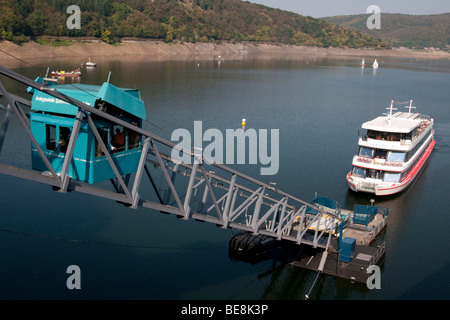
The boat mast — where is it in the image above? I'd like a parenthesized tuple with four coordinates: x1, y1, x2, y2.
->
(385, 99, 397, 125)
(406, 100, 416, 114)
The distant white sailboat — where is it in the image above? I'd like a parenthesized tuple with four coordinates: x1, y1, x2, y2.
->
(360, 58, 365, 67)
(372, 59, 379, 69)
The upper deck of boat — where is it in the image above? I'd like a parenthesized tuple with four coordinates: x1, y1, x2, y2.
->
(362, 112, 426, 134)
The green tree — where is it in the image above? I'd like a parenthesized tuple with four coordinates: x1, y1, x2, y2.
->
(102, 29, 111, 43)
(28, 11, 48, 36)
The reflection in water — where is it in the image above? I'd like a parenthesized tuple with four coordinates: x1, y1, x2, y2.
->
(54, 75, 81, 84)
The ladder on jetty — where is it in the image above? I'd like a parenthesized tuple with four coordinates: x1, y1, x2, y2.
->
(0, 65, 341, 252)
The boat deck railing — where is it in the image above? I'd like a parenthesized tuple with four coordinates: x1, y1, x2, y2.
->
(353, 155, 404, 169)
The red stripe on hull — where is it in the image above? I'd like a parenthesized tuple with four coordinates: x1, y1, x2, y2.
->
(377, 139, 435, 194)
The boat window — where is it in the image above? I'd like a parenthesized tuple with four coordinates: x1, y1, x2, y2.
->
(367, 130, 379, 140)
(59, 127, 71, 154)
(384, 172, 401, 183)
(380, 132, 389, 140)
(405, 151, 412, 162)
(367, 169, 383, 179)
(389, 132, 400, 141)
(111, 125, 126, 153)
(387, 151, 405, 162)
(95, 127, 110, 157)
(45, 124, 57, 151)
(402, 132, 412, 140)
(128, 122, 141, 150)
(367, 130, 402, 141)
(359, 146, 373, 158)
(352, 166, 366, 178)
(374, 149, 387, 159)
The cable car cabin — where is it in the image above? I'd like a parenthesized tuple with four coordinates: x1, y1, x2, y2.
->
(28, 77, 146, 184)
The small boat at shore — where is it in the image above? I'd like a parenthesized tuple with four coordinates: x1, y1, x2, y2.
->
(51, 68, 81, 77)
(85, 57, 96, 67)
(360, 58, 365, 67)
(347, 100, 435, 196)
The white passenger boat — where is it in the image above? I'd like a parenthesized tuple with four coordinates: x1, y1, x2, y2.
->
(347, 100, 435, 196)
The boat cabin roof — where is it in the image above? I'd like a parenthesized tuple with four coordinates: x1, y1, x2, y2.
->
(29, 77, 146, 120)
(362, 112, 422, 133)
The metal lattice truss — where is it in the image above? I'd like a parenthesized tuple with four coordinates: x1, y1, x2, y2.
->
(0, 65, 341, 250)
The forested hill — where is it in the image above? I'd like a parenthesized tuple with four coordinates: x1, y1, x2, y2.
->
(0, 0, 385, 48)
(323, 13, 450, 49)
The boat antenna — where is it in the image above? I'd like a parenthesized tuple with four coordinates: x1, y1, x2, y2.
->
(406, 100, 416, 114)
(107, 71, 112, 83)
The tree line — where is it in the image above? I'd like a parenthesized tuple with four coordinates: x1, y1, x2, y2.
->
(1, 0, 386, 48)
(324, 12, 450, 49)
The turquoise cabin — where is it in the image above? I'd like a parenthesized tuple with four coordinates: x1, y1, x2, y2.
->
(29, 77, 146, 184)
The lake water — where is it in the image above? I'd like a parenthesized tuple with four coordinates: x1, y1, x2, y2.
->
(0, 55, 449, 300)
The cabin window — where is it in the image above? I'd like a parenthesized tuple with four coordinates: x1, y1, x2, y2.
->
(367, 169, 375, 179)
(387, 151, 405, 162)
(380, 132, 389, 140)
(45, 124, 57, 151)
(402, 132, 412, 141)
(368, 130, 401, 141)
(352, 167, 366, 178)
(59, 126, 71, 153)
(95, 123, 141, 157)
(359, 146, 373, 158)
(374, 149, 387, 159)
(128, 122, 141, 150)
(110, 123, 141, 152)
(111, 125, 126, 153)
(389, 132, 400, 141)
(45, 125, 71, 153)
(384, 172, 401, 183)
(95, 127, 110, 157)
(367, 130, 379, 140)
(405, 151, 412, 162)
(367, 169, 383, 179)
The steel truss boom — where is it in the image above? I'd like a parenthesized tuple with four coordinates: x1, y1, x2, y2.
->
(0, 65, 341, 250)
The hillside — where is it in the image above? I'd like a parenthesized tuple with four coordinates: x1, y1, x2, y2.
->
(323, 13, 450, 49)
(0, 0, 385, 48)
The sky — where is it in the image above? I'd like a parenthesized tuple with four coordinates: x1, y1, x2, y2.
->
(247, 0, 450, 18)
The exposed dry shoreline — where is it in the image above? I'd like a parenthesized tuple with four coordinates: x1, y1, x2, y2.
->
(1, 39, 449, 67)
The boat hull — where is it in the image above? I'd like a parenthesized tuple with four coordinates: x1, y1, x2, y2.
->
(347, 139, 435, 196)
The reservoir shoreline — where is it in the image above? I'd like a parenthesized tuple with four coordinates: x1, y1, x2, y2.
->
(1, 39, 449, 68)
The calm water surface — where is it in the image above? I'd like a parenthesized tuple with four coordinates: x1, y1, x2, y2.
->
(0, 56, 449, 300)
